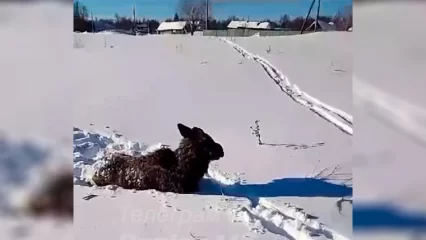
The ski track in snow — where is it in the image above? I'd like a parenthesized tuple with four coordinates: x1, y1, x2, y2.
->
(218, 37, 353, 136)
(206, 168, 350, 240)
(73, 127, 350, 240)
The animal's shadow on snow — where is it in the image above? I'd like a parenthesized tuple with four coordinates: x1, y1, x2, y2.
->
(0, 134, 50, 214)
(353, 203, 426, 232)
(198, 177, 352, 205)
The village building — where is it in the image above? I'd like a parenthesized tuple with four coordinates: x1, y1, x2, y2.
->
(156, 21, 188, 34)
(134, 23, 149, 35)
(227, 21, 272, 30)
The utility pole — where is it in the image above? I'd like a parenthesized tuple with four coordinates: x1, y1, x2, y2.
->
(147, 20, 150, 35)
(300, 0, 316, 34)
(314, 0, 321, 32)
(91, 12, 94, 33)
(132, 4, 136, 34)
(205, 0, 209, 30)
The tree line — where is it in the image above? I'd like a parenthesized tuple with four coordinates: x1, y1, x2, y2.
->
(74, 0, 352, 33)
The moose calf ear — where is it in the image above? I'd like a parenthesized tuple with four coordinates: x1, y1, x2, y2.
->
(177, 123, 192, 138)
(191, 127, 205, 138)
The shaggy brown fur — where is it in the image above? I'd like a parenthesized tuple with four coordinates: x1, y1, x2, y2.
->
(91, 123, 224, 193)
(108, 148, 178, 170)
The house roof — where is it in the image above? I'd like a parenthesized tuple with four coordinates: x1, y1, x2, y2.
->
(227, 21, 248, 29)
(246, 21, 260, 29)
(157, 21, 187, 31)
(256, 22, 271, 29)
(227, 20, 271, 29)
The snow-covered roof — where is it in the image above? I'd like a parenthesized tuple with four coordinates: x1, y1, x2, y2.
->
(256, 22, 271, 29)
(246, 21, 259, 29)
(157, 21, 187, 31)
(227, 21, 248, 29)
(227, 21, 271, 29)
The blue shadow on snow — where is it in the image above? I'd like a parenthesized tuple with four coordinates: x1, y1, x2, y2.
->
(198, 177, 352, 199)
(353, 203, 426, 232)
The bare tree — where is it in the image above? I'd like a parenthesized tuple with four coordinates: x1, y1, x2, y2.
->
(279, 14, 291, 28)
(333, 4, 352, 31)
(177, 0, 212, 35)
(342, 5, 353, 30)
(81, 5, 89, 20)
(73, 0, 89, 20)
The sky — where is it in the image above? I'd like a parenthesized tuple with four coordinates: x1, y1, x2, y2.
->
(77, 0, 352, 21)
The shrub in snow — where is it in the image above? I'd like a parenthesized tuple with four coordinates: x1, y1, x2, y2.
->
(266, 45, 272, 54)
(91, 123, 224, 193)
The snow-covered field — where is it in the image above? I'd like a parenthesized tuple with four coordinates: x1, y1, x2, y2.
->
(73, 28, 352, 239)
(3, 1, 426, 240)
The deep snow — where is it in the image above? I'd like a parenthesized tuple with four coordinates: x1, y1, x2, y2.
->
(73, 126, 352, 239)
(73, 30, 352, 239)
(2, 1, 426, 240)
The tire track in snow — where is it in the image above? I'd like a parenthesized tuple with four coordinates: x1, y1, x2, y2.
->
(218, 37, 353, 136)
(207, 168, 350, 240)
